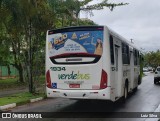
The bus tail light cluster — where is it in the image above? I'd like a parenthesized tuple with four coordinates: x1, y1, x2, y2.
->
(46, 70, 52, 88)
(100, 69, 108, 89)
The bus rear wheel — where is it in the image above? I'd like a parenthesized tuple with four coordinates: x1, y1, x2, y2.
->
(133, 87, 138, 92)
(122, 84, 128, 103)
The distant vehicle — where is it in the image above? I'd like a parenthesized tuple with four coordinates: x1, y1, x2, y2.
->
(152, 68, 155, 72)
(46, 26, 143, 102)
(143, 67, 149, 72)
(148, 67, 153, 71)
(154, 66, 160, 84)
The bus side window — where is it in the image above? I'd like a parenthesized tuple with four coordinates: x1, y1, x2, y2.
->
(129, 51, 132, 62)
(122, 43, 130, 64)
(140, 54, 144, 62)
(126, 44, 130, 64)
(134, 49, 138, 65)
(110, 35, 114, 65)
(137, 51, 140, 65)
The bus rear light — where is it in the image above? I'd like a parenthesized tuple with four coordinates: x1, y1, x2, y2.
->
(100, 69, 108, 89)
(46, 70, 52, 88)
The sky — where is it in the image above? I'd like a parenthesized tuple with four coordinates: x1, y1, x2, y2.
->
(80, 0, 160, 52)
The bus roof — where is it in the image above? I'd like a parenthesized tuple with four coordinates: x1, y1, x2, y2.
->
(107, 27, 141, 52)
(48, 25, 103, 34)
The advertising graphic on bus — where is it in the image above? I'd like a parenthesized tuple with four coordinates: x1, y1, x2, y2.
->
(48, 30, 103, 58)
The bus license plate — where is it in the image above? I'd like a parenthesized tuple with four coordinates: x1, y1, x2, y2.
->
(69, 84, 80, 88)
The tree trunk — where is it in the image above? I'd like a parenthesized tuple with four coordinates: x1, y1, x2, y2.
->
(13, 63, 24, 83)
(7, 65, 11, 77)
(61, 17, 64, 27)
(19, 66, 24, 83)
(28, 18, 34, 93)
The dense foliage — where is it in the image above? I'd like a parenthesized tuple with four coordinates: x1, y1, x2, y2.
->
(143, 50, 160, 68)
(0, 0, 127, 92)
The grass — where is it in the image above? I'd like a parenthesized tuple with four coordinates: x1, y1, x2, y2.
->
(39, 75, 45, 84)
(0, 92, 46, 106)
(0, 77, 26, 90)
(0, 75, 45, 90)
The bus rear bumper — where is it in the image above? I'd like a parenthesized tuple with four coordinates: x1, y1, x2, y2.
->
(46, 87, 112, 101)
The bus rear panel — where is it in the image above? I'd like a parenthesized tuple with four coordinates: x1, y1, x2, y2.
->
(46, 26, 112, 100)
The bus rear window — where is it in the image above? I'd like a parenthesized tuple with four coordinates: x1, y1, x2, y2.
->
(47, 28, 103, 64)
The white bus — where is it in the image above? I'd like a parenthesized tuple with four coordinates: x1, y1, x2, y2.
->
(46, 26, 143, 102)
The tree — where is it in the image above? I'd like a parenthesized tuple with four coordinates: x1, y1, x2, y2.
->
(48, 0, 128, 27)
(77, 0, 128, 25)
(143, 50, 160, 68)
(0, 0, 53, 92)
(0, 0, 128, 93)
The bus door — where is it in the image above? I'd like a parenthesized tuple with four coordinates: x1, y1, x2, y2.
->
(114, 45, 121, 99)
(130, 50, 134, 89)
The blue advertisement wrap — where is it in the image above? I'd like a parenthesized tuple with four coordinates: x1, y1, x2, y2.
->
(48, 31, 103, 57)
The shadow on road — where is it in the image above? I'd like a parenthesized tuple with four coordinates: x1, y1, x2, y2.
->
(57, 90, 139, 113)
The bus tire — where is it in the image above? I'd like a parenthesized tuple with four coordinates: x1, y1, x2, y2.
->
(122, 83, 128, 103)
(138, 75, 141, 85)
(133, 87, 138, 92)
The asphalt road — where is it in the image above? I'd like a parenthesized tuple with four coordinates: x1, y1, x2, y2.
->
(3, 72, 160, 121)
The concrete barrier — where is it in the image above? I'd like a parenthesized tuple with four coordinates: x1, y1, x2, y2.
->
(30, 97, 43, 103)
(0, 103, 16, 110)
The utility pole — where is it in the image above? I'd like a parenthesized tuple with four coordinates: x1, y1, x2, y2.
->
(130, 39, 134, 44)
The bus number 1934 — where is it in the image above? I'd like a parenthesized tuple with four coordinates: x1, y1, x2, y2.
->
(50, 67, 66, 71)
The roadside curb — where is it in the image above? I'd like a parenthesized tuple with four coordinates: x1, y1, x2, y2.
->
(30, 97, 44, 103)
(0, 103, 16, 110)
(0, 97, 44, 111)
